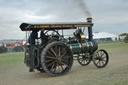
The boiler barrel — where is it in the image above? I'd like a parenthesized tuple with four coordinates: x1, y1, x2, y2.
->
(69, 41, 98, 54)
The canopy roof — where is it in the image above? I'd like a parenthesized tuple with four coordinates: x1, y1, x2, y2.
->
(20, 22, 93, 31)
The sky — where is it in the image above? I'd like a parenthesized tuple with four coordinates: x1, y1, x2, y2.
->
(0, 0, 128, 40)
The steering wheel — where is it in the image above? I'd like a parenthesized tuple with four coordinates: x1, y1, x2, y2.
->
(44, 30, 61, 37)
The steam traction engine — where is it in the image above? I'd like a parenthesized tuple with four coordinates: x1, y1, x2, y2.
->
(20, 18, 109, 76)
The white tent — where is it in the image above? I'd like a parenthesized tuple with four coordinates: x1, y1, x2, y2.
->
(92, 32, 119, 41)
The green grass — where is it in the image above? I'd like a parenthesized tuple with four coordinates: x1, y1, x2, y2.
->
(0, 52, 24, 68)
(99, 41, 128, 49)
(98, 41, 128, 54)
(0, 52, 24, 73)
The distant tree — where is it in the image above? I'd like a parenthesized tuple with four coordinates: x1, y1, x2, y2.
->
(13, 46, 24, 52)
(119, 33, 128, 36)
(0, 47, 3, 53)
(0, 47, 7, 53)
(120, 33, 128, 43)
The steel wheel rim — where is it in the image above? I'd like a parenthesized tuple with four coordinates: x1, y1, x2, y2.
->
(44, 44, 72, 74)
(77, 53, 91, 66)
(93, 49, 109, 68)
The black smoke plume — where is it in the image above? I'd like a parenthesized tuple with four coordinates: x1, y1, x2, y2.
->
(73, 0, 92, 17)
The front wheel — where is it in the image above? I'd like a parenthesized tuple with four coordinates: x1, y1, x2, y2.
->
(77, 53, 91, 66)
(41, 41, 73, 76)
(93, 49, 109, 68)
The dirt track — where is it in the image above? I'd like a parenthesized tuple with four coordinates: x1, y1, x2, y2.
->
(0, 42, 128, 85)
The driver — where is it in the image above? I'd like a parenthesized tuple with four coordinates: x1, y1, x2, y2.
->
(40, 29, 48, 45)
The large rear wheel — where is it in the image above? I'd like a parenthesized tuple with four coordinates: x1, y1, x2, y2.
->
(41, 42, 73, 76)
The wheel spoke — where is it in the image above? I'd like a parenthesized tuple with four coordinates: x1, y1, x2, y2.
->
(83, 60, 85, 64)
(55, 45, 58, 54)
(102, 54, 106, 59)
(58, 46, 61, 56)
(95, 55, 99, 60)
(46, 56, 56, 59)
(50, 63, 55, 71)
(60, 61, 68, 67)
(101, 52, 105, 57)
(53, 63, 57, 72)
(57, 62, 61, 72)
(48, 51, 55, 57)
(56, 62, 59, 71)
(96, 60, 100, 65)
(50, 48, 57, 57)
(61, 59, 68, 65)
(45, 59, 54, 63)
(102, 60, 104, 65)
(95, 54, 99, 58)
(47, 61, 55, 67)
(60, 48, 66, 55)
(79, 58, 83, 62)
(100, 51, 103, 56)
(61, 56, 70, 63)
(81, 59, 84, 63)
(60, 65, 64, 71)
(103, 59, 107, 63)
(59, 62, 64, 71)
(61, 58, 67, 62)
(62, 56, 70, 59)
(99, 61, 102, 66)
(102, 56, 106, 60)
(98, 52, 100, 57)
(85, 59, 89, 63)
(62, 51, 67, 57)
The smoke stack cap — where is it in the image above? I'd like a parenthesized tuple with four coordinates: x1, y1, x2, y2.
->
(87, 17, 92, 22)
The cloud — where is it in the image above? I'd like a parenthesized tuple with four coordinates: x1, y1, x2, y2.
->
(0, 0, 128, 40)
(94, 11, 128, 24)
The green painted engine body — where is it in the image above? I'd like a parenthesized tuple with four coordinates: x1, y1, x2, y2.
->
(69, 41, 98, 54)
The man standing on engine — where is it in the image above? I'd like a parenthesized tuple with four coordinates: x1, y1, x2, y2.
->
(28, 29, 39, 72)
(28, 29, 38, 45)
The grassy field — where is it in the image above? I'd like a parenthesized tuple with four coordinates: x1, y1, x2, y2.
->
(0, 41, 128, 85)
(0, 52, 24, 74)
